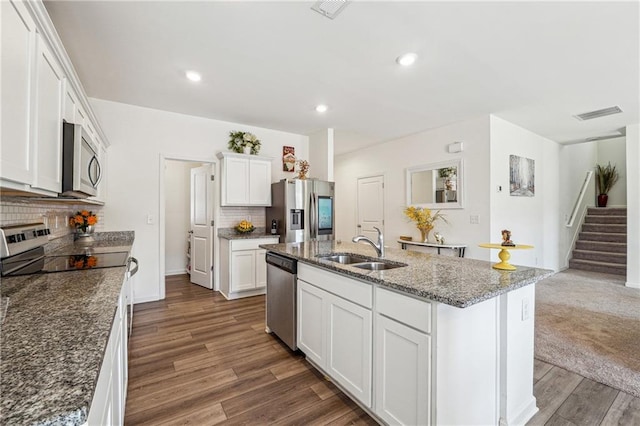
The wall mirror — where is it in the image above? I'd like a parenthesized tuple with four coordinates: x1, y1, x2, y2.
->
(406, 159, 464, 209)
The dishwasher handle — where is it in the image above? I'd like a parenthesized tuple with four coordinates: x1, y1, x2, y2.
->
(265, 252, 297, 275)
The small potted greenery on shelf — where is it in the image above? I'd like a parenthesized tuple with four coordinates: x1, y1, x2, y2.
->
(228, 131, 261, 155)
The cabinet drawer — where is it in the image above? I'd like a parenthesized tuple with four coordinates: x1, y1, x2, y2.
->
(298, 263, 372, 309)
(376, 287, 431, 333)
(231, 237, 278, 251)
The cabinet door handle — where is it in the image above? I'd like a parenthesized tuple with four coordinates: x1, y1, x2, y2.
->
(127, 257, 139, 277)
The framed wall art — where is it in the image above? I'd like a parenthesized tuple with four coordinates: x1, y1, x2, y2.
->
(509, 155, 535, 197)
(283, 146, 296, 172)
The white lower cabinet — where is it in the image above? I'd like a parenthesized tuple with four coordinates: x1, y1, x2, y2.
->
(220, 237, 278, 299)
(296, 263, 536, 426)
(327, 294, 372, 407)
(297, 264, 373, 408)
(297, 280, 326, 367)
(231, 249, 256, 292)
(375, 314, 430, 426)
(86, 284, 128, 426)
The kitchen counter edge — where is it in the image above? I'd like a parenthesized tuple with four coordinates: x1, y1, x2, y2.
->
(0, 236, 134, 426)
(260, 241, 554, 308)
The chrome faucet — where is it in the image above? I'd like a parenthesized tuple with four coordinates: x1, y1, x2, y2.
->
(352, 227, 385, 258)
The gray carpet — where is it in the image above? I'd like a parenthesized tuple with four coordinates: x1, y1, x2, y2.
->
(535, 269, 640, 397)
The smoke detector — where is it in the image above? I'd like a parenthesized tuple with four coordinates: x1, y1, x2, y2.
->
(574, 106, 623, 121)
(311, 0, 350, 20)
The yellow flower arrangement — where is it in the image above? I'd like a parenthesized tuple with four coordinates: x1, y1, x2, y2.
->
(69, 210, 98, 232)
(404, 206, 448, 242)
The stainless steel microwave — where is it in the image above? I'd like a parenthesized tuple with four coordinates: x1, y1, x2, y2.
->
(61, 121, 101, 198)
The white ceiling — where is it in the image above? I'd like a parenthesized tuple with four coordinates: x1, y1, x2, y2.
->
(44, 1, 639, 155)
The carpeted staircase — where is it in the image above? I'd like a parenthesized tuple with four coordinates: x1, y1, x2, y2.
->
(569, 207, 627, 276)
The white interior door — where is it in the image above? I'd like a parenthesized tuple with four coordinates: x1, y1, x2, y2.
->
(357, 176, 384, 241)
(190, 164, 213, 288)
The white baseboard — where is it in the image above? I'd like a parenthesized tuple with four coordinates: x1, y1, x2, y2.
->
(506, 397, 538, 425)
(626, 280, 640, 289)
(134, 294, 162, 304)
(165, 269, 187, 276)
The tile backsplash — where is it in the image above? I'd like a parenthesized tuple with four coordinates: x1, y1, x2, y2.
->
(0, 198, 104, 239)
(218, 206, 266, 228)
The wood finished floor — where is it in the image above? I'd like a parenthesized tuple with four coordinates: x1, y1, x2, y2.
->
(125, 274, 377, 425)
(125, 275, 640, 426)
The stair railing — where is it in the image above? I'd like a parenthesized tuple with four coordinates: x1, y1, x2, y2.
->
(566, 171, 594, 227)
(564, 170, 594, 267)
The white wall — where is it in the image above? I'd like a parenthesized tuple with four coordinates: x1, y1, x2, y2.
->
(308, 128, 334, 181)
(626, 124, 639, 288)
(489, 116, 561, 270)
(91, 98, 309, 303)
(557, 141, 598, 269)
(164, 160, 200, 275)
(597, 137, 627, 206)
(335, 116, 492, 260)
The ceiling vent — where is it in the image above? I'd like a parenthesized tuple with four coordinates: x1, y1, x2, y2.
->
(311, 0, 350, 20)
(574, 106, 623, 121)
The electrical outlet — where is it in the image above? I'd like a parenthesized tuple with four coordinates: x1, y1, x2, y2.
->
(522, 298, 531, 321)
(470, 215, 479, 224)
(497, 185, 502, 193)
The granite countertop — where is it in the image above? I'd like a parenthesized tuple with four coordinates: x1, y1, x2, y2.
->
(218, 227, 280, 240)
(260, 241, 554, 308)
(0, 233, 134, 426)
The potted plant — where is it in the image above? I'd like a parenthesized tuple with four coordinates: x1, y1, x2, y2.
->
(595, 162, 619, 207)
(438, 167, 457, 191)
(228, 131, 261, 155)
(404, 206, 448, 242)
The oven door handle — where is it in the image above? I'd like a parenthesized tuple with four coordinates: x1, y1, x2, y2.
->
(127, 257, 139, 278)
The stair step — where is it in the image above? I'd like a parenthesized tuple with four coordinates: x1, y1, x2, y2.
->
(575, 240, 627, 253)
(569, 259, 626, 276)
(587, 207, 627, 216)
(584, 215, 627, 224)
(582, 223, 627, 233)
(578, 232, 627, 243)
(572, 249, 627, 264)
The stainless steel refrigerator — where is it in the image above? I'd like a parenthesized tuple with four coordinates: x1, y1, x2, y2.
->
(266, 179, 335, 243)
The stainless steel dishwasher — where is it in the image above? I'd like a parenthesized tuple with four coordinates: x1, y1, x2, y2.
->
(265, 252, 297, 350)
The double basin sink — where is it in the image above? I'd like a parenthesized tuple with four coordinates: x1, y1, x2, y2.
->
(317, 253, 407, 271)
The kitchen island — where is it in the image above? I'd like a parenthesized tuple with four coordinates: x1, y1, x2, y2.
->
(261, 240, 553, 426)
(1, 233, 134, 426)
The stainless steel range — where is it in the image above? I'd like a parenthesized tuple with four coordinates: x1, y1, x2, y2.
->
(0, 223, 129, 277)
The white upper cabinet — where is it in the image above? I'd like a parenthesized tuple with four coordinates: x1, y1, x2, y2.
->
(248, 159, 271, 205)
(0, 0, 36, 186)
(0, 0, 109, 198)
(217, 152, 273, 206)
(32, 34, 65, 193)
(63, 84, 78, 123)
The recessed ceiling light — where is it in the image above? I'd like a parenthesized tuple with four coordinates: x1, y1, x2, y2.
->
(396, 53, 418, 67)
(315, 104, 328, 113)
(185, 71, 202, 82)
